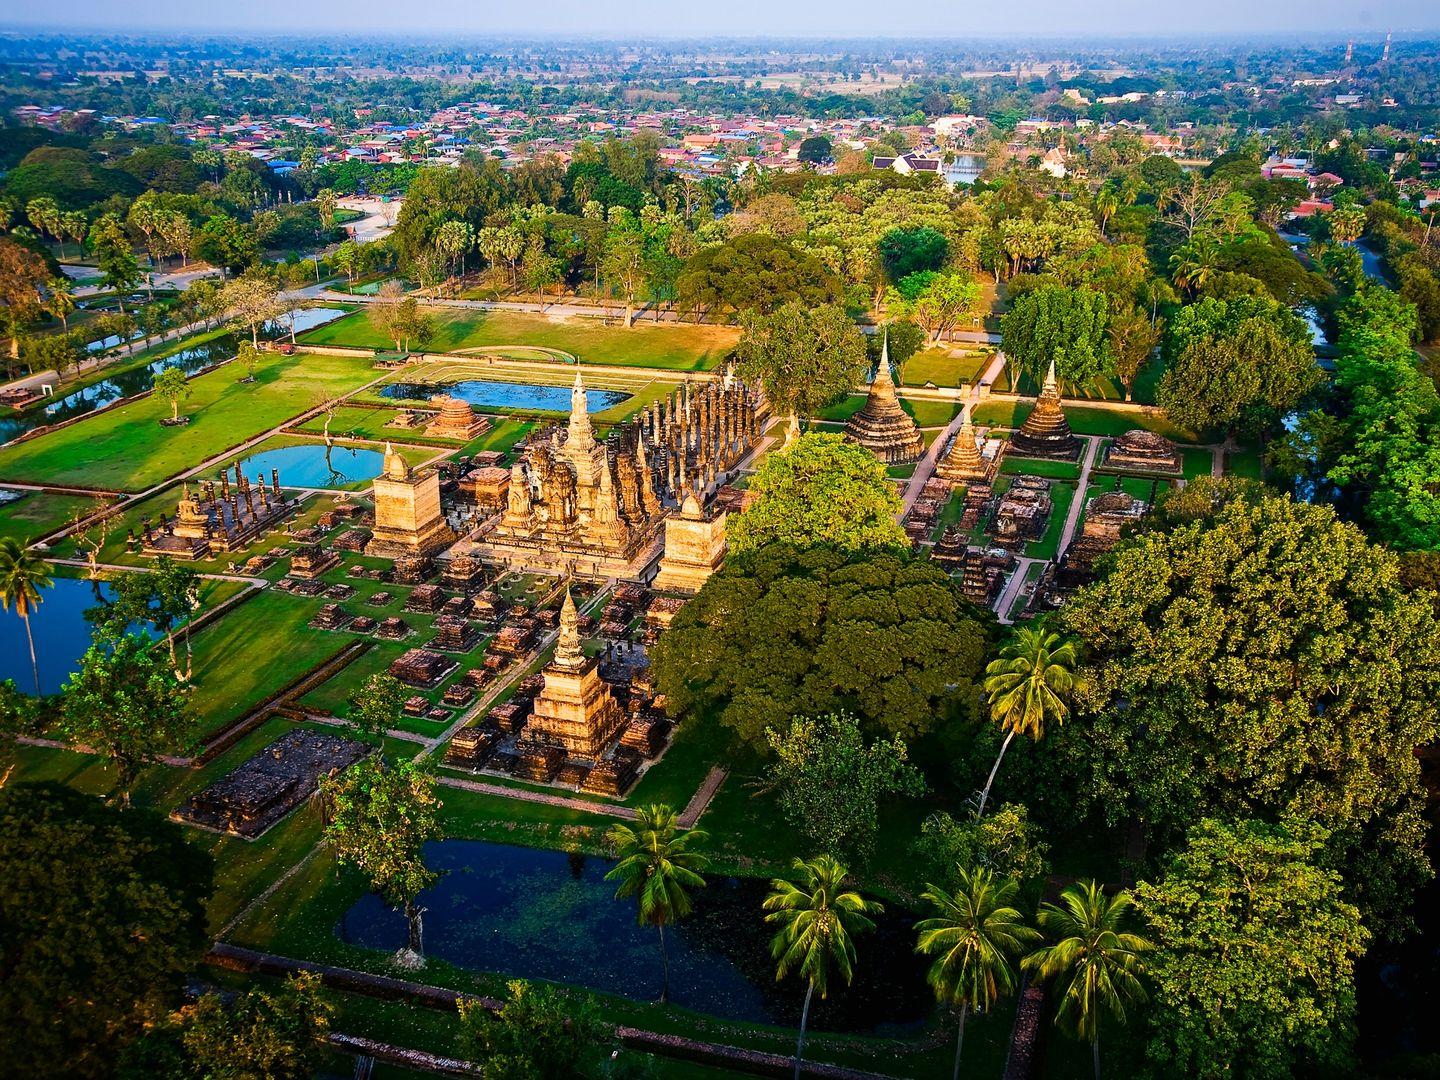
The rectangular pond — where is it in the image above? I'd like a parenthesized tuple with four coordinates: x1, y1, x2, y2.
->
(225, 442, 388, 490)
(337, 839, 931, 1032)
(377, 380, 630, 414)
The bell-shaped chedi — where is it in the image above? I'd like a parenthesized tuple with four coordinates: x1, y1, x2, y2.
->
(1008, 358, 1080, 461)
(936, 411, 1001, 485)
(843, 334, 925, 464)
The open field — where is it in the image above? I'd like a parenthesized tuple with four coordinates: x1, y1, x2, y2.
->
(300, 307, 740, 371)
(0, 351, 382, 492)
(0, 489, 102, 544)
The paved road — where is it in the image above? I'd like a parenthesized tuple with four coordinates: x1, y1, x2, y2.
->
(899, 405, 969, 519)
(995, 556, 1046, 625)
(1055, 436, 1102, 559)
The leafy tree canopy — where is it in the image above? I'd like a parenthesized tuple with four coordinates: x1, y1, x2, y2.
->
(1135, 817, 1367, 1080)
(1057, 485, 1438, 938)
(879, 225, 951, 282)
(729, 432, 908, 556)
(764, 712, 925, 860)
(0, 782, 212, 1079)
(676, 233, 839, 318)
(1157, 294, 1317, 435)
(651, 544, 988, 750)
(999, 283, 1113, 388)
(733, 303, 867, 421)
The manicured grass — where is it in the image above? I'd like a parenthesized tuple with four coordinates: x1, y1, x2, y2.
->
(1026, 481, 1076, 561)
(0, 351, 382, 492)
(460, 419, 535, 459)
(1000, 455, 1082, 481)
(1226, 447, 1265, 478)
(300, 308, 739, 372)
(812, 393, 959, 429)
(184, 588, 350, 740)
(292, 405, 462, 446)
(900, 347, 988, 388)
(1182, 447, 1217, 479)
(973, 399, 1198, 442)
(0, 490, 101, 544)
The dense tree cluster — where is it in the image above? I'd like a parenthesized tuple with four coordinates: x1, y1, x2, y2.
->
(651, 545, 988, 750)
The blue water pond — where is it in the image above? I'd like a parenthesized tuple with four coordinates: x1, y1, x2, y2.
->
(378, 379, 629, 414)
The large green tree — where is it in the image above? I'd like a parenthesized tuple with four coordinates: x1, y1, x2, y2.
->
(999, 284, 1113, 389)
(1133, 817, 1367, 1080)
(1025, 881, 1150, 1080)
(456, 980, 605, 1080)
(1156, 294, 1317, 435)
(729, 433, 908, 556)
(733, 303, 868, 423)
(604, 804, 708, 1003)
(0, 782, 212, 1079)
(764, 712, 925, 860)
(916, 867, 1040, 1080)
(677, 233, 839, 319)
(651, 545, 988, 749)
(60, 634, 195, 804)
(765, 854, 881, 1080)
(320, 755, 442, 961)
(1057, 486, 1439, 938)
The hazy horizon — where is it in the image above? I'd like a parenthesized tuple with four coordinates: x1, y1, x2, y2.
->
(4, 1, 1438, 41)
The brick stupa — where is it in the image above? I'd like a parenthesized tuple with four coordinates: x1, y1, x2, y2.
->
(526, 589, 625, 758)
(843, 335, 925, 464)
(365, 443, 456, 558)
(653, 492, 727, 594)
(1008, 359, 1080, 461)
(936, 413, 1001, 485)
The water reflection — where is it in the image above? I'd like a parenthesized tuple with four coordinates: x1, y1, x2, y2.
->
(338, 839, 931, 1032)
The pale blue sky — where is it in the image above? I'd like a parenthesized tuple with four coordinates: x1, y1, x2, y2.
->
(5, 0, 1438, 38)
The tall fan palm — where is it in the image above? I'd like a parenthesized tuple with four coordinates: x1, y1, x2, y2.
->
(765, 854, 882, 1080)
(1024, 881, 1150, 1080)
(916, 868, 1041, 1080)
(0, 538, 52, 695)
(604, 804, 709, 1004)
(978, 627, 1082, 815)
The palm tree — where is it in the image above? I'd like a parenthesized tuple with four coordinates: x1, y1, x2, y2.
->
(765, 855, 882, 1080)
(0, 538, 53, 695)
(604, 804, 709, 1004)
(1094, 188, 1120, 238)
(916, 868, 1040, 1080)
(978, 627, 1082, 815)
(1024, 881, 1150, 1080)
(1168, 236, 1220, 297)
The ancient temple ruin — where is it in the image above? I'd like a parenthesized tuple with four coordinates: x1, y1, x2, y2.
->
(652, 493, 727, 594)
(426, 394, 489, 440)
(936, 413, 1002, 485)
(843, 336, 925, 464)
(1009, 360, 1080, 461)
(524, 589, 625, 759)
(140, 466, 293, 560)
(475, 371, 764, 578)
(365, 443, 456, 559)
(1103, 429, 1182, 475)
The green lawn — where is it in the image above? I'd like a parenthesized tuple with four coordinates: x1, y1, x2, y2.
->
(1000, 455, 1082, 481)
(185, 588, 353, 740)
(974, 400, 1198, 442)
(0, 351, 382, 492)
(1225, 447, 1265, 479)
(1026, 481, 1076, 561)
(812, 393, 959, 429)
(300, 308, 739, 372)
(0, 490, 102, 544)
(900, 348, 988, 388)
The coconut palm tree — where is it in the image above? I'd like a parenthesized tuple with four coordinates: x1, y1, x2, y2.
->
(604, 804, 709, 1004)
(916, 868, 1041, 1080)
(765, 854, 882, 1080)
(978, 626, 1082, 816)
(0, 538, 53, 695)
(1024, 881, 1150, 1080)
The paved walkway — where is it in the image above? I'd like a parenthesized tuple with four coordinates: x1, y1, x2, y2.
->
(436, 774, 638, 820)
(677, 766, 728, 828)
(995, 557, 1045, 626)
(899, 405, 970, 519)
(1055, 436, 1102, 559)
